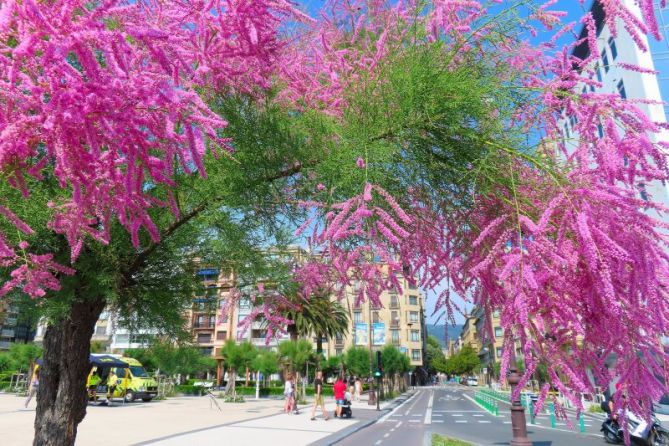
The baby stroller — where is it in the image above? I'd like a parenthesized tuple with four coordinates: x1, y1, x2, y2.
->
(339, 392, 353, 418)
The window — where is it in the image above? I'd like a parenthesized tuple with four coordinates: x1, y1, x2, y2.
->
(601, 50, 609, 73)
(354, 312, 363, 323)
(200, 347, 213, 356)
(209, 315, 216, 327)
(409, 296, 418, 306)
(608, 37, 617, 60)
(639, 183, 649, 201)
(492, 310, 500, 318)
(95, 325, 107, 336)
(494, 326, 503, 338)
(595, 63, 602, 82)
(197, 268, 219, 281)
(410, 330, 420, 342)
(617, 80, 627, 99)
(411, 349, 421, 361)
(197, 333, 212, 343)
(391, 311, 399, 324)
(196, 315, 205, 327)
(496, 347, 503, 359)
(391, 330, 400, 344)
(408, 282, 418, 290)
(409, 311, 419, 323)
(597, 123, 604, 138)
(335, 334, 344, 343)
(372, 311, 380, 323)
(390, 294, 399, 308)
(335, 348, 343, 357)
(216, 331, 227, 341)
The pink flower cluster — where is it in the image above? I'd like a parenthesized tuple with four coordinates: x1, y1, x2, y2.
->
(0, 0, 303, 297)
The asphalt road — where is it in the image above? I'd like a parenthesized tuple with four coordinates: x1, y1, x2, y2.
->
(328, 385, 608, 446)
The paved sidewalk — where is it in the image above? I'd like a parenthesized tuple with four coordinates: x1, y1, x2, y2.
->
(0, 390, 408, 445)
(138, 392, 411, 446)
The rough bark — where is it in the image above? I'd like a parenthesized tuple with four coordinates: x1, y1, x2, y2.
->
(33, 296, 106, 446)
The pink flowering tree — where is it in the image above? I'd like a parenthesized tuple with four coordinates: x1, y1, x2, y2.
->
(3, 1, 669, 445)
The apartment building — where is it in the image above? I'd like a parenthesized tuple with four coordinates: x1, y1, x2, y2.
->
(0, 301, 36, 350)
(34, 309, 155, 353)
(564, 0, 669, 210)
(323, 279, 427, 368)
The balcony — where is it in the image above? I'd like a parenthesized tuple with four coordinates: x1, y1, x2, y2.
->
(193, 323, 215, 330)
(391, 339, 401, 346)
(334, 338, 345, 346)
(390, 320, 400, 328)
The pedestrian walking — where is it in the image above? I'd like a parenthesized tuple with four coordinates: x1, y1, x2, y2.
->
(284, 373, 294, 413)
(333, 375, 347, 418)
(310, 371, 329, 421)
(354, 377, 362, 403)
(348, 375, 355, 397)
(290, 376, 300, 414)
(106, 369, 118, 404)
(24, 369, 39, 408)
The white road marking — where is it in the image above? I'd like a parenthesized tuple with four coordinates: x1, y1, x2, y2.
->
(432, 413, 443, 417)
(390, 429, 395, 432)
(424, 391, 434, 425)
(472, 414, 484, 417)
(375, 441, 382, 445)
(409, 419, 421, 423)
(434, 410, 486, 413)
(411, 414, 421, 417)
(503, 421, 512, 424)
(451, 414, 463, 417)
(384, 433, 389, 438)
(396, 421, 402, 428)
(404, 390, 424, 416)
(433, 420, 444, 423)
(455, 420, 468, 423)
(379, 392, 417, 423)
(478, 420, 492, 424)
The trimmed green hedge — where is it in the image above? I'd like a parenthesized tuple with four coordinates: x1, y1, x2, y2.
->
(175, 385, 205, 396)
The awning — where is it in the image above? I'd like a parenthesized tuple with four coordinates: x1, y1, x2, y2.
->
(36, 355, 129, 368)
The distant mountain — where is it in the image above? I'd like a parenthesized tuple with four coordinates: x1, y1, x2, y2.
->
(426, 324, 462, 348)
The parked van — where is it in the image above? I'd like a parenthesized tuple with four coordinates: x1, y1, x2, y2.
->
(112, 357, 158, 402)
(88, 355, 157, 402)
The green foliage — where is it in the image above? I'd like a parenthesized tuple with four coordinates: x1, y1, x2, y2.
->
(344, 346, 371, 378)
(253, 350, 279, 380)
(278, 340, 314, 375)
(445, 344, 480, 376)
(381, 345, 410, 376)
(322, 355, 344, 379)
(124, 341, 215, 376)
(282, 296, 349, 354)
(174, 384, 205, 396)
(0, 344, 42, 374)
(90, 341, 107, 353)
(425, 335, 447, 375)
(432, 434, 473, 446)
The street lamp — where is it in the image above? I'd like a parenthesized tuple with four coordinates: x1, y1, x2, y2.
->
(508, 351, 531, 446)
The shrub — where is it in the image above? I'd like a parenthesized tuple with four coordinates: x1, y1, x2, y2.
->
(174, 385, 204, 396)
(432, 434, 473, 446)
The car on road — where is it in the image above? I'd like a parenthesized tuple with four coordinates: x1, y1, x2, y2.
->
(466, 377, 478, 386)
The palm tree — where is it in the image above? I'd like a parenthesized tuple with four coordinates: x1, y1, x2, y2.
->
(284, 295, 349, 355)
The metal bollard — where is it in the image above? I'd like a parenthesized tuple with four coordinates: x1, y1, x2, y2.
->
(549, 402, 556, 428)
(579, 413, 585, 434)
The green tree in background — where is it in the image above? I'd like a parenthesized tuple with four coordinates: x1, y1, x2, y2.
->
(252, 350, 279, 387)
(425, 336, 447, 375)
(344, 346, 371, 378)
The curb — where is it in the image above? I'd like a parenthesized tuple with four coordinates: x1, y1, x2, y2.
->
(318, 391, 416, 446)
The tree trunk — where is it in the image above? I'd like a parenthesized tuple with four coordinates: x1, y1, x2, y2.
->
(245, 366, 249, 387)
(316, 334, 323, 355)
(224, 368, 237, 396)
(287, 324, 298, 342)
(34, 296, 105, 446)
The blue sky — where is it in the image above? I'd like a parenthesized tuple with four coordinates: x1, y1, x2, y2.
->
(290, 1, 596, 325)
